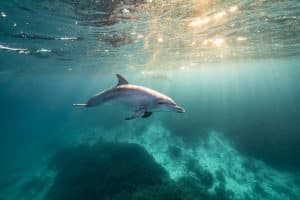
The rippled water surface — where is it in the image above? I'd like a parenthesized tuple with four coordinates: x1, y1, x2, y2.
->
(0, 0, 300, 199)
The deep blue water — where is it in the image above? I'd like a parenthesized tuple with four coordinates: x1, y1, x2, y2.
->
(1, 0, 300, 199)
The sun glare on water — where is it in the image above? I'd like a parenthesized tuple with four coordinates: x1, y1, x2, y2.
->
(138, 1, 243, 69)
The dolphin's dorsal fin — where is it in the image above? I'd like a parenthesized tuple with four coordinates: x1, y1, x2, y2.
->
(116, 74, 129, 86)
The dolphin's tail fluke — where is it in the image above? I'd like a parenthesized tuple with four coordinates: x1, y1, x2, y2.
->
(72, 103, 87, 107)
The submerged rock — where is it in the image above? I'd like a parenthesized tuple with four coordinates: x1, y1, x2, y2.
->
(47, 142, 169, 200)
(46, 140, 236, 200)
(18, 177, 47, 199)
(186, 159, 214, 189)
(168, 145, 182, 160)
(132, 183, 184, 200)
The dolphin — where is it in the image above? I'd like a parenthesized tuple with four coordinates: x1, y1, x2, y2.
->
(73, 74, 185, 120)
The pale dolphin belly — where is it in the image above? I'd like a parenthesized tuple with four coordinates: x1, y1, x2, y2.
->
(116, 94, 155, 108)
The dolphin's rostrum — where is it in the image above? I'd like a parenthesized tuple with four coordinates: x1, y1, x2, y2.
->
(73, 74, 185, 120)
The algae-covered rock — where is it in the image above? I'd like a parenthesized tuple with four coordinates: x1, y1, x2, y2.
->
(47, 142, 169, 200)
(132, 183, 185, 200)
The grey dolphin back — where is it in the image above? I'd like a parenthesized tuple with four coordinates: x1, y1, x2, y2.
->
(116, 74, 129, 86)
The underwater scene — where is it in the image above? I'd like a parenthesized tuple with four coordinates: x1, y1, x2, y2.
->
(1, 0, 300, 199)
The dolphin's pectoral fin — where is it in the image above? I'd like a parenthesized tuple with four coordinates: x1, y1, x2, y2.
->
(73, 103, 87, 107)
(125, 108, 146, 120)
(141, 112, 152, 118)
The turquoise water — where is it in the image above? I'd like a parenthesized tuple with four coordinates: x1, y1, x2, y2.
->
(1, 0, 300, 199)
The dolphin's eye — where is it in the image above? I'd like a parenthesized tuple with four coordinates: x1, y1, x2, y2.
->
(158, 102, 164, 104)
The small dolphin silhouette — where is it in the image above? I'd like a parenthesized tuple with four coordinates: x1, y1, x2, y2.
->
(73, 74, 185, 120)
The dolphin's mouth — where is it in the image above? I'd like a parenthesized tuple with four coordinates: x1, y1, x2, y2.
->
(169, 105, 185, 113)
(175, 105, 185, 113)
